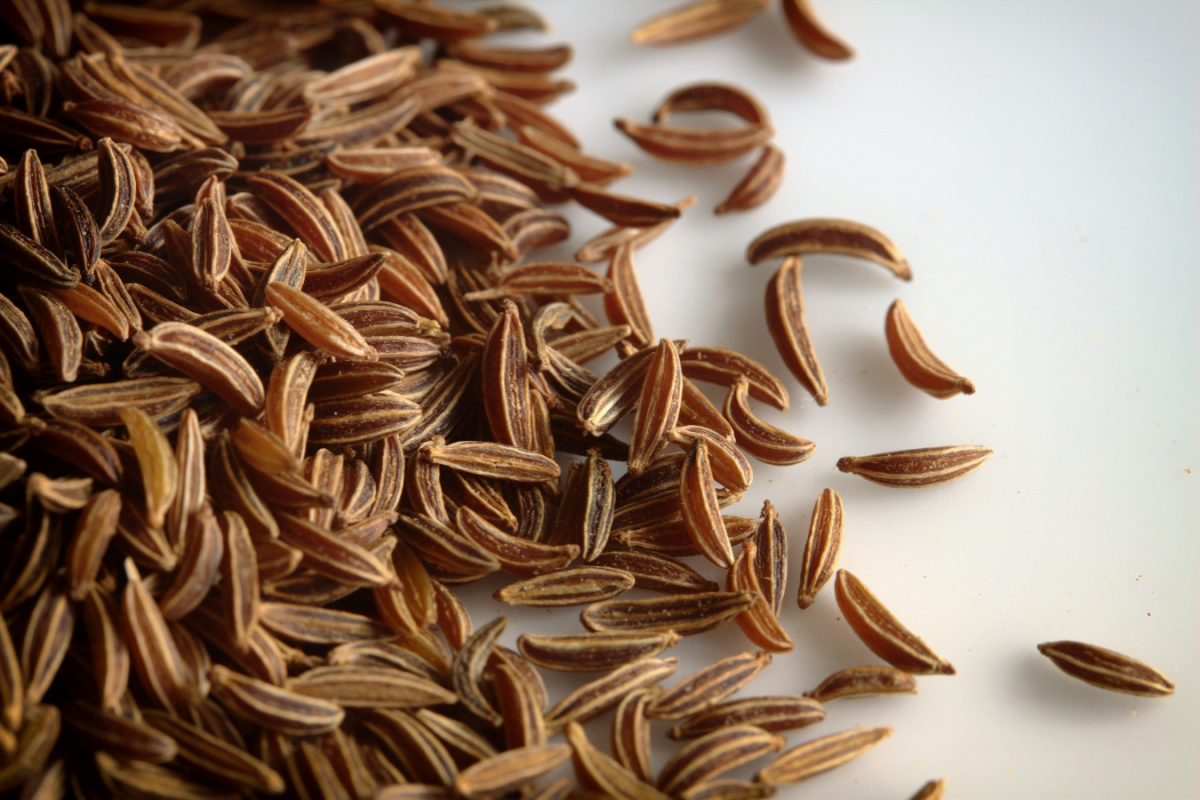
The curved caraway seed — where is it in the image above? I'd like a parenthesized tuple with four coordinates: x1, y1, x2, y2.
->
(834, 569, 955, 676)
(716, 144, 785, 215)
(680, 346, 788, 410)
(209, 664, 344, 736)
(632, 0, 770, 46)
(647, 650, 771, 721)
(836, 445, 993, 488)
(666, 695, 826, 740)
(755, 726, 892, 786)
(1036, 640, 1174, 697)
(658, 724, 786, 796)
(796, 488, 843, 610)
(782, 0, 855, 60)
(764, 257, 827, 406)
(748, 218, 910, 279)
(725, 376, 816, 464)
(885, 298, 976, 398)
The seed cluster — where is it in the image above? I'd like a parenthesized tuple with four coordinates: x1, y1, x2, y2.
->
(0, 2, 1171, 799)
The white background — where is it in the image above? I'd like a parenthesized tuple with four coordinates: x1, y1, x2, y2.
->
(445, 2, 1200, 798)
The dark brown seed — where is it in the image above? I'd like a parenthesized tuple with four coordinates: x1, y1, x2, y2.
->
(748, 219, 907, 277)
(581, 592, 756, 637)
(782, 0, 855, 60)
(1036, 640, 1175, 697)
(764, 257, 827, 406)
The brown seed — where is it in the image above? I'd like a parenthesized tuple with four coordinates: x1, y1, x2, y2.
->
(592, 550, 720, 594)
(907, 778, 948, 800)
(425, 440, 560, 482)
(18, 286, 80, 383)
(715, 144, 785, 214)
(658, 724, 786, 796)
(764, 257, 827, 406)
(680, 346, 789, 410)
(782, 0, 855, 60)
(804, 665, 919, 703)
(748, 219, 908, 278)
(141, 709, 286, 795)
(517, 631, 681, 673)
(796, 488, 843, 610)
(612, 687, 658, 783)
(285, 664, 457, 709)
(885, 298, 976, 398)
(1036, 640, 1175, 697)
(565, 720, 673, 800)
(452, 616, 507, 727)
(457, 506, 579, 577)
(481, 300, 533, 451)
(756, 726, 892, 786)
(632, 0, 770, 46)
(836, 444, 993, 488)
(727, 541, 794, 653)
(133, 323, 265, 415)
(615, 117, 772, 166)
(629, 338, 683, 476)
(648, 651, 772, 721)
(581, 591, 756, 637)
(667, 695, 826, 740)
(121, 559, 191, 715)
(835, 569, 956, 676)
(544, 657, 678, 731)
(679, 438, 735, 568)
(210, 664, 344, 736)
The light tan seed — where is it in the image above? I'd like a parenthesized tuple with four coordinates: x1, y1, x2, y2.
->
(755, 726, 893, 786)
(210, 664, 344, 736)
(835, 569, 956, 676)
(782, 0, 855, 60)
(764, 257, 827, 406)
(544, 657, 678, 731)
(454, 743, 571, 798)
(836, 444, 993, 488)
(133, 323, 265, 415)
(796, 488, 843, 610)
(517, 631, 681, 673)
(1037, 640, 1175, 697)
(582, 592, 755, 637)
(265, 282, 377, 360)
(667, 695, 826, 740)
(565, 721, 673, 800)
(804, 665, 918, 703)
(658, 725, 786, 796)
(119, 407, 178, 531)
(495, 566, 635, 608)
(748, 218, 908, 278)
(886, 298, 976, 398)
(648, 651, 771, 721)
(632, 0, 770, 46)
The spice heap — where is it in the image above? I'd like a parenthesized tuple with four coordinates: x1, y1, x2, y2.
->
(0, 2, 1170, 799)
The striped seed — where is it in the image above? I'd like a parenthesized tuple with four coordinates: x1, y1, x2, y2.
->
(796, 488, 843, 610)
(581, 592, 755, 637)
(748, 218, 906, 277)
(764, 257, 827, 406)
(804, 665, 918, 703)
(835, 569, 956, 676)
(885, 298, 976, 398)
(647, 651, 772, 721)
(658, 724, 786, 796)
(836, 445, 993, 488)
(755, 726, 893, 786)
(1036, 640, 1174, 697)
(494, 566, 635, 608)
(517, 631, 681, 673)
(667, 695, 826, 740)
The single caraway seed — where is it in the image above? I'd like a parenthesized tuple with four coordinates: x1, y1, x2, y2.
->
(836, 445, 993, 488)
(885, 298, 976, 398)
(835, 570, 956, 676)
(1036, 640, 1175, 697)
(755, 726, 892, 785)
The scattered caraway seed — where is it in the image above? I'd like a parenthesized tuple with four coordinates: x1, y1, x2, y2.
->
(0, 4, 1140, 799)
